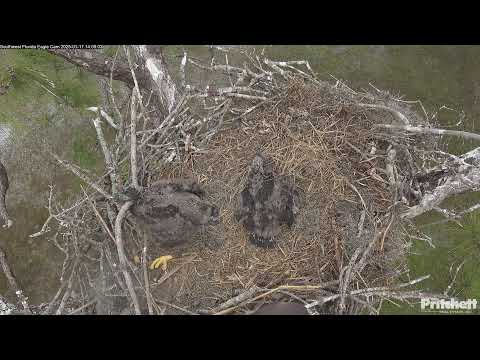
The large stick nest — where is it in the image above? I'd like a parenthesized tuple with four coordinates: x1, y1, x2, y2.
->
(139, 77, 420, 314)
(33, 49, 443, 315)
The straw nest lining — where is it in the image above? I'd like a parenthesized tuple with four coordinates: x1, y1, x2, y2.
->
(136, 78, 408, 314)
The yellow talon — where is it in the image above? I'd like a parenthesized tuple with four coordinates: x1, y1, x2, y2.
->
(150, 255, 173, 271)
(133, 255, 141, 264)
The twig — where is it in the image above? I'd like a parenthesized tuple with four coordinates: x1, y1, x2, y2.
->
(346, 181, 367, 212)
(142, 244, 153, 315)
(68, 299, 97, 315)
(51, 152, 112, 200)
(129, 90, 140, 191)
(358, 103, 410, 125)
(444, 260, 466, 296)
(212, 286, 261, 314)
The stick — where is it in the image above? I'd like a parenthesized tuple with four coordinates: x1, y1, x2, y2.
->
(51, 152, 112, 200)
(358, 103, 410, 125)
(114, 201, 141, 314)
(375, 124, 480, 142)
(0, 246, 32, 314)
(142, 244, 153, 315)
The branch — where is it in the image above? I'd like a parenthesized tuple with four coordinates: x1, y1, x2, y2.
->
(376, 124, 480, 142)
(114, 201, 141, 314)
(403, 166, 480, 219)
(47, 49, 149, 89)
(135, 45, 179, 113)
(358, 103, 410, 125)
(51, 152, 113, 200)
(87, 107, 119, 130)
(0, 246, 32, 313)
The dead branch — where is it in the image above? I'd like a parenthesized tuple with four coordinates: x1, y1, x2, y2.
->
(47, 48, 149, 89)
(0, 246, 32, 314)
(403, 165, 480, 219)
(114, 201, 141, 315)
(376, 124, 480, 142)
(358, 103, 410, 125)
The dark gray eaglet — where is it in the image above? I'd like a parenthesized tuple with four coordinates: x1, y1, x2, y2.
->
(236, 153, 301, 248)
(0, 159, 13, 229)
(129, 179, 219, 247)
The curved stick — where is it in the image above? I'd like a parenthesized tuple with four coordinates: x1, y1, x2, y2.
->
(0, 160, 13, 229)
(114, 201, 141, 314)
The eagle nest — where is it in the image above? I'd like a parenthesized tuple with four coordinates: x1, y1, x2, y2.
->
(34, 51, 442, 315)
(136, 78, 433, 315)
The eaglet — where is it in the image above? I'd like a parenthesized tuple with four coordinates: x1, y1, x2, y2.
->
(236, 152, 301, 248)
(129, 178, 219, 248)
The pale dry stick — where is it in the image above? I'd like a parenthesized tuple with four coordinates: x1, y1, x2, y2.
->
(92, 116, 118, 194)
(386, 148, 397, 187)
(81, 186, 115, 243)
(353, 231, 380, 275)
(211, 285, 261, 314)
(357, 210, 366, 239)
(224, 93, 267, 101)
(30, 185, 57, 238)
(357, 103, 410, 125)
(380, 214, 395, 252)
(153, 298, 197, 315)
(68, 299, 97, 315)
(277, 290, 309, 304)
(187, 58, 245, 75)
(43, 259, 79, 314)
(124, 46, 144, 109)
(180, 51, 187, 89)
(265, 59, 320, 85)
(339, 245, 363, 314)
(129, 90, 140, 191)
(433, 207, 464, 228)
(375, 124, 480, 142)
(87, 107, 118, 130)
(228, 95, 279, 124)
(0, 246, 32, 314)
(51, 152, 112, 200)
(225, 53, 234, 87)
(201, 86, 269, 97)
(405, 232, 436, 248)
(346, 181, 367, 212)
(306, 275, 431, 309)
(423, 203, 480, 227)
(55, 272, 74, 315)
(348, 294, 380, 315)
(134, 93, 188, 152)
(142, 244, 153, 315)
(214, 281, 340, 315)
(114, 201, 141, 315)
(392, 98, 429, 123)
(150, 256, 197, 289)
(444, 259, 466, 296)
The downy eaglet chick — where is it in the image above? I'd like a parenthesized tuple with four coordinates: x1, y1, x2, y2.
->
(236, 152, 301, 248)
(129, 178, 219, 248)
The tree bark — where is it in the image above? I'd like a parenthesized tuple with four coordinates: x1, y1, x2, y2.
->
(403, 146, 480, 219)
(134, 46, 179, 113)
(47, 49, 150, 90)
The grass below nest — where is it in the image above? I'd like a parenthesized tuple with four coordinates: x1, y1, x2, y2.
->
(137, 79, 408, 314)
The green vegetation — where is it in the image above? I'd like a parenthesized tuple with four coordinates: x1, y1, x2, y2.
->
(0, 49, 100, 128)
